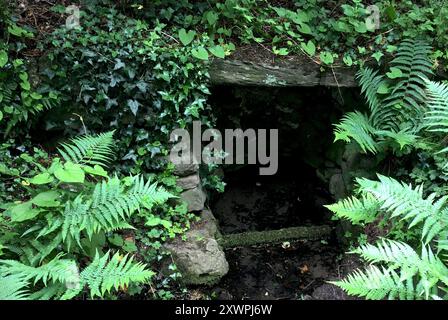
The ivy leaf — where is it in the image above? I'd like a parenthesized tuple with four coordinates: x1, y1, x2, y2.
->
(0, 111, 3, 122)
(298, 23, 312, 35)
(31, 191, 61, 207)
(386, 67, 403, 79)
(0, 50, 8, 68)
(301, 40, 316, 56)
(54, 162, 85, 183)
(343, 55, 353, 66)
(205, 11, 219, 25)
(372, 51, 384, 64)
(320, 52, 334, 65)
(209, 45, 226, 59)
(29, 172, 54, 185)
(377, 82, 390, 94)
(178, 29, 196, 46)
(114, 59, 125, 70)
(127, 99, 140, 116)
(20, 81, 31, 91)
(83, 165, 108, 178)
(10, 202, 41, 222)
(191, 47, 209, 61)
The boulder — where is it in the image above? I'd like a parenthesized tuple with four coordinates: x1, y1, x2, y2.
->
(181, 185, 207, 212)
(176, 173, 200, 190)
(329, 173, 347, 200)
(163, 209, 229, 285)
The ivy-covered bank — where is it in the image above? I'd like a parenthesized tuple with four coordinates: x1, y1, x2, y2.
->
(0, 0, 448, 300)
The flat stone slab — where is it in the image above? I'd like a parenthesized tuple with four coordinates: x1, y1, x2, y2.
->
(210, 59, 357, 87)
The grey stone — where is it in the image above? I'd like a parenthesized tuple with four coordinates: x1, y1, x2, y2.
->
(170, 152, 200, 177)
(176, 173, 200, 190)
(329, 173, 347, 200)
(181, 185, 207, 212)
(163, 209, 228, 285)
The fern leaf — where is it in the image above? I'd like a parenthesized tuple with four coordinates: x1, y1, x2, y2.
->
(0, 274, 30, 300)
(334, 111, 378, 154)
(380, 40, 433, 130)
(324, 193, 380, 225)
(357, 67, 385, 127)
(331, 265, 419, 300)
(424, 80, 448, 133)
(357, 175, 448, 243)
(57, 131, 115, 167)
(48, 176, 174, 248)
(62, 251, 155, 299)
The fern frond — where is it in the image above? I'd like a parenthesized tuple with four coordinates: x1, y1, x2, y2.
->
(357, 175, 448, 243)
(43, 176, 174, 248)
(376, 128, 419, 150)
(62, 251, 155, 299)
(424, 80, 448, 134)
(324, 193, 380, 225)
(354, 239, 448, 284)
(0, 254, 78, 286)
(357, 67, 385, 126)
(380, 40, 433, 130)
(57, 131, 115, 167)
(334, 111, 377, 154)
(0, 274, 30, 300)
(331, 265, 420, 300)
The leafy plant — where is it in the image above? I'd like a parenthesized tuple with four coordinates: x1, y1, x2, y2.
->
(0, 131, 175, 299)
(334, 39, 433, 154)
(326, 175, 448, 299)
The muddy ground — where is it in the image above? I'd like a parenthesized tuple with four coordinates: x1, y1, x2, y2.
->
(202, 164, 359, 300)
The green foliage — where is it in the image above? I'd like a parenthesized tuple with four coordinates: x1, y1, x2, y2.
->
(0, 251, 155, 300)
(58, 132, 115, 167)
(0, 274, 30, 300)
(327, 175, 448, 299)
(42, 5, 215, 176)
(0, 132, 176, 299)
(334, 39, 433, 155)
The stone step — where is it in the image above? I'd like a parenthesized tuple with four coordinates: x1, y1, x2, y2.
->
(218, 225, 333, 248)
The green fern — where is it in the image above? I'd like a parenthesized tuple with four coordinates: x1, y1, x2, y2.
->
(0, 274, 30, 300)
(1, 252, 154, 300)
(62, 251, 155, 299)
(57, 131, 115, 167)
(332, 265, 420, 300)
(357, 175, 448, 244)
(334, 111, 377, 153)
(325, 193, 379, 225)
(39, 176, 174, 248)
(357, 67, 385, 127)
(333, 240, 448, 299)
(334, 40, 433, 154)
(381, 40, 433, 130)
(424, 80, 448, 133)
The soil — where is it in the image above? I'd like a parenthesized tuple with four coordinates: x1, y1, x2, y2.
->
(205, 164, 359, 300)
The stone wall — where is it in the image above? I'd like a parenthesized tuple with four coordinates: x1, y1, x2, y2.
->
(162, 157, 229, 285)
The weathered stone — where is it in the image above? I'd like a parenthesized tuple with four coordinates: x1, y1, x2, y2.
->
(329, 173, 347, 200)
(181, 185, 207, 212)
(176, 173, 200, 190)
(199, 209, 220, 238)
(169, 150, 200, 177)
(163, 209, 228, 285)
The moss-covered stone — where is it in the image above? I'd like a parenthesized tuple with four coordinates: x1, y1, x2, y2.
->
(218, 225, 332, 248)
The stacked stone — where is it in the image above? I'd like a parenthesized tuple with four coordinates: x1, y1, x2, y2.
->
(162, 158, 229, 285)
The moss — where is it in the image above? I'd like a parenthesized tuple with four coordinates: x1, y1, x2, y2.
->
(218, 225, 332, 248)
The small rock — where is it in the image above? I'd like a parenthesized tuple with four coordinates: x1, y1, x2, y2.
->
(164, 229, 229, 285)
(329, 173, 347, 200)
(177, 173, 200, 190)
(181, 185, 207, 212)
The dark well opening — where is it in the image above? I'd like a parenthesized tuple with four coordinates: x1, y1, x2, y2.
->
(205, 86, 361, 300)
